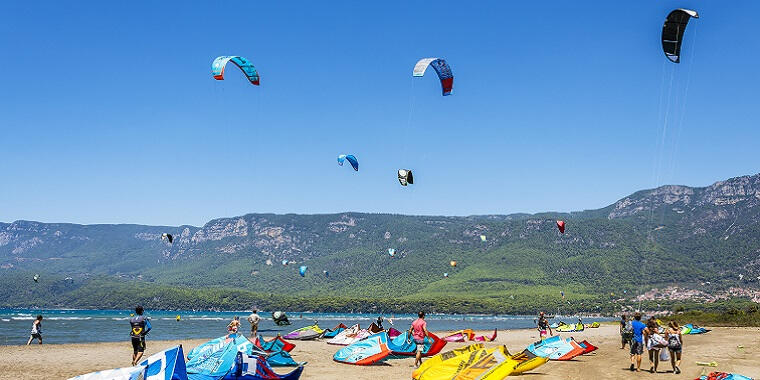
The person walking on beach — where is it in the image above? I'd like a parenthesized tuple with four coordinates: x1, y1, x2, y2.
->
(665, 321, 683, 374)
(644, 317, 666, 373)
(409, 311, 429, 368)
(620, 314, 633, 349)
(537, 311, 552, 340)
(247, 308, 262, 338)
(129, 306, 152, 365)
(26, 315, 43, 345)
(628, 313, 646, 372)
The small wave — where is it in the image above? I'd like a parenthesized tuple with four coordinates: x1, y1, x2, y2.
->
(45, 317, 93, 321)
(11, 317, 34, 320)
(1, 319, 10, 322)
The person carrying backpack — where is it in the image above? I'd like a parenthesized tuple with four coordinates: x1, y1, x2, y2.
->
(665, 321, 683, 374)
(620, 314, 633, 349)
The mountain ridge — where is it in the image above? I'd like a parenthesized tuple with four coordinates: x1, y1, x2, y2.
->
(1, 173, 759, 312)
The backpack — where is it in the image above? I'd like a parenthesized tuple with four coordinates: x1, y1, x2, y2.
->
(667, 334, 681, 350)
(622, 321, 634, 340)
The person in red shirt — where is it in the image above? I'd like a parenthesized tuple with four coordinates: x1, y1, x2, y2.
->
(408, 311, 429, 368)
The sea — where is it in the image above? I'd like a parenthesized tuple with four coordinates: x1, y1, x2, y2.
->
(0, 308, 612, 346)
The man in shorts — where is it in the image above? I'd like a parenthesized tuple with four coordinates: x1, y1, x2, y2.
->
(247, 308, 262, 338)
(129, 306, 152, 365)
(537, 311, 552, 340)
(629, 312, 646, 372)
(409, 311, 429, 368)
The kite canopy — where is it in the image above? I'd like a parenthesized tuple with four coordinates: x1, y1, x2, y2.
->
(161, 233, 173, 244)
(479, 235, 487, 242)
(254, 335, 295, 353)
(449, 261, 457, 267)
(387, 331, 446, 357)
(333, 332, 392, 365)
(298, 266, 307, 277)
(454, 346, 519, 379)
(398, 169, 414, 186)
(387, 248, 396, 257)
(662, 9, 699, 63)
(272, 311, 291, 326)
(33, 274, 40, 283)
(326, 324, 369, 346)
(186, 334, 254, 378)
(337, 155, 359, 171)
(413, 58, 454, 96)
(212, 56, 260, 85)
(556, 220, 565, 234)
(230, 352, 305, 379)
(284, 324, 323, 340)
(442, 329, 474, 343)
(412, 343, 484, 380)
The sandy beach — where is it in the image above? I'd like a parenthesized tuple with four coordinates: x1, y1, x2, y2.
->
(1, 325, 758, 380)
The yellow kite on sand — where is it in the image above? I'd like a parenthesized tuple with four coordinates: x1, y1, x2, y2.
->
(414, 344, 548, 380)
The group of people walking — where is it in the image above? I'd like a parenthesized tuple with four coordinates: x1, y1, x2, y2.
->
(620, 313, 683, 374)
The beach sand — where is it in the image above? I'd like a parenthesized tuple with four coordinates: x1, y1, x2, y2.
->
(1, 325, 758, 379)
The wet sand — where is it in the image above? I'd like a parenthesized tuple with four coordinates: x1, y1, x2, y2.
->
(1, 325, 758, 379)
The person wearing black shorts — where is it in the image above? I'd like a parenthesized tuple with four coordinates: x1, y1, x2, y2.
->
(129, 306, 152, 365)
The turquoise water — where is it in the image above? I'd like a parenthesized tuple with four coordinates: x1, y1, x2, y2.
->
(0, 308, 611, 345)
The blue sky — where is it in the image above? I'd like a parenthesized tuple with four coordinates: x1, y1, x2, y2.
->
(1, 0, 758, 226)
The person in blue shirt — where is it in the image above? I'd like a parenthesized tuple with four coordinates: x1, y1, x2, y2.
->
(129, 306, 152, 365)
(629, 312, 647, 372)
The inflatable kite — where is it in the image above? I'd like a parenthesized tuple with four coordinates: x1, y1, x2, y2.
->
(398, 169, 414, 186)
(212, 56, 260, 85)
(662, 9, 699, 63)
(413, 58, 454, 96)
(337, 154, 359, 171)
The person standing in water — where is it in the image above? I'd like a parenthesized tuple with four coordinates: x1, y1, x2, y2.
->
(129, 306, 152, 365)
(247, 308, 262, 338)
(537, 312, 552, 340)
(26, 315, 43, 345)
(408, 311, 429, 368)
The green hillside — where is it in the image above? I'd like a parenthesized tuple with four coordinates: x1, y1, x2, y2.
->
(2, 173, 759, 313)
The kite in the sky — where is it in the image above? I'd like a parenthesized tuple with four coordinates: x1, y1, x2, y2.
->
(337, 154, 359, 171)
(212, 56, 260, 85)
(413, 58, 453, 96)
(398, 169, 414, 186)
(662, 9, 699, 63)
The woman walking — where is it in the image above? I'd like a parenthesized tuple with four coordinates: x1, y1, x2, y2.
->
(665, 321, 683, 374)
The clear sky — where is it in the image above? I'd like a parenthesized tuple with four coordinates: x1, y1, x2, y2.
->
(1, 0, 759, 226)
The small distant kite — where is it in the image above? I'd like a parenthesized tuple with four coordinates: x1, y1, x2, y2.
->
(479, 235, 487, 242)
(337, 154, 359, 171)
(388, 248, 396, 257)
(556, 221, 565, 234)
(443, 273, 449, 278)
(323, 270, 329, 278)
(661, 9, 699, 63)
(161, 233, 174, 244)
(398, 169, 414, 186)
(33, 274, 40, 283)
(282, 260, 289, 266)
(450, 261, 457, 267)
(299, 266, 308, 277)
(413, 58, 454, 96)
(265, 259, 273, 266)
(212, 56, 260, 85)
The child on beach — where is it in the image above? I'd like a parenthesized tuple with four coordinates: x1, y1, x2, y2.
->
(26, 315, 43, 345)
(537, 312, 552, 340)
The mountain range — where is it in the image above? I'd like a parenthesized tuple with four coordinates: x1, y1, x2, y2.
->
(2, 173, 759, 313)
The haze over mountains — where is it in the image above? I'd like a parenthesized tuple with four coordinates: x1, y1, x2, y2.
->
(2, 173, 759, 312)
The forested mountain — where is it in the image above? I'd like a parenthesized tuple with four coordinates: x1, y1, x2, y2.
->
(2, 173, 759, 313)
